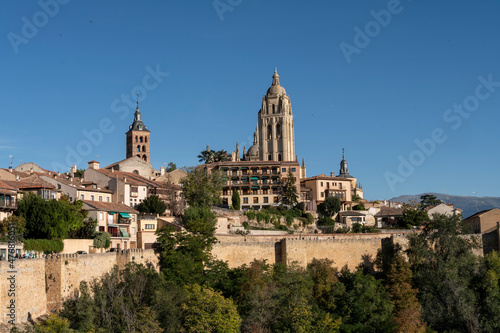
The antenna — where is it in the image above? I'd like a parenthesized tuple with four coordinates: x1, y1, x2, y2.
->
(9, 155, 13, 169)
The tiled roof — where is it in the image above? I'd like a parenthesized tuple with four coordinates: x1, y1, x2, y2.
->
(81, 200, 138, 213)
(0, 168, 29, 177)
(43, 175, 113, 193)
(374, 206, 403, 217)
(463, 208, 500, 220)
(96, 169, 161, 188)
(4, 179, 56, 190)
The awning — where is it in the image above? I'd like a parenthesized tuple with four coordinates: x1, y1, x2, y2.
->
(108, 212, 116, 215)
(251, 186, 259, 189)
(250, 177, 259, 180)
(241, 167, 248, 169)
(108, 224, 119, 228)
(120, 227, 129, 238)
(119, 212, 131, 218)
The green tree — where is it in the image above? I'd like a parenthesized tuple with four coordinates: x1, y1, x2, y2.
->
(155, 206, 217, 285)
(74, 168, 85, 178)
(307, 258, 341, 314)
(476, 251, 500, 332)
(336, 267, 394, 333)
(197, 148, 229, 164)
(16, 193, 87, 239)
(136, 195, 167, 215)
(68, 218, 97, 239)
(231, 189, 240, 210)
(407, 214, 481, 332)
(60, 263, 170, 333)
(419, 194, 442, 210)
(385, 255, 426, 333)
(180, 284, 241, 333)
(318, 196, 342, 218)
(0, 215, 26, 240)
(180, 167, 223, 207)
(399, 201, 428, 229)
(93, 232, 111, 249)
(279, 169, 298, 209)
(166, 162, 177, 172)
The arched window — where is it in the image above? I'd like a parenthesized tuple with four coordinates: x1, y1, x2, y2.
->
(272, 104, 275, 113)
(139, 137, 143, 143)
(133, 170, 139, 174)
(268, 154, 272, 161)
(278, 154, 282, 161)
(267, 124, 272, 139)
(135, 136, 138, 142)
(136, 145, 141, 152)
(142, 145, 146, 152)
(142, 155, 147, 161)
(276, 124, 281, 139)
(145, 136, 148, 143)
(137, 154, 141, 158)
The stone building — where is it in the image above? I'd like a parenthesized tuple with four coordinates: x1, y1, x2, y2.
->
(463, 208, 500, 234)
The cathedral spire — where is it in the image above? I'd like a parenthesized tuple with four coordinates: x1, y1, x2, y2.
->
(338, 148, 353, 178)
(272, 67, 280, 86)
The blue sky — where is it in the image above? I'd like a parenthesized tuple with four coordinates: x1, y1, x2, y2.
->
(2, 0, 500, 200)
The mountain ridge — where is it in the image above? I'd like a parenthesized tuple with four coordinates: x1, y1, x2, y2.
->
(388, 193, 500, 219)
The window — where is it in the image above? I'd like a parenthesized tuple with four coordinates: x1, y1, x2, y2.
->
(291, 168, 296, 172)
(268, 155, 272, 161)
(253, 197, 259, 204)
(321, 192, 324, 198)
(243, 197, 248, 204)
(106, 197, 110, 202)
(145, 224, 155, 230)
(99, 212, 103, 220)
(80, 194, 84, 200)
(93, 184, 97, 189)
(273, 197, 278, 203)
(278, 154, 282, 161)
(137, 145, 141, 152)
(90, 195, 95, 201)
(282, 168, 286, 172)
(320, 182, 323, 187)
(57, 184, 61, 189)
(264, 197, 269, 203)
(99, 196, 103, 202)
(140, 137, 143, 143)
(268, 125, 272, 139)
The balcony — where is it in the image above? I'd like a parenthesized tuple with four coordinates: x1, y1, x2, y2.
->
(0, 201, 17, 210)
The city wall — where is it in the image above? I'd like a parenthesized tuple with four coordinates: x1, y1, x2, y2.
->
(1, 232, 415, 326)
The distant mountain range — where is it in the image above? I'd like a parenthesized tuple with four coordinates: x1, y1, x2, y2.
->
(388, 193, 500, 219)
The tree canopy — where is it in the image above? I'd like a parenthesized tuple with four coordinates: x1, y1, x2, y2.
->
(136, 195, 167, 215)
(279, 169, 298, 209)
(15, 193, 87, 239)
(318, 196, 342, 218)
(180, 167, 223, 207)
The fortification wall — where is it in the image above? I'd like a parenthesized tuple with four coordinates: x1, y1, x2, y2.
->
(213, 241, 279, 268)
(282, 237, 384, 270)
(0, 259, 46, 324)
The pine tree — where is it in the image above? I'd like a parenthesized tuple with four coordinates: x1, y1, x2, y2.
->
(279, 169, 298, 209)
(231, 189, 240, 210)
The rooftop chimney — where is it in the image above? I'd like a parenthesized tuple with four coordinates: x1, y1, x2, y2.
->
(330, 172, 335, 177)
(88, 161, 100, 170)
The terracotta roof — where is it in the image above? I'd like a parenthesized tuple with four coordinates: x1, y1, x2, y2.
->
(375, 206, 403, 217)
(0, 168, 29, 177)
(463, 208, 500, 220)
(4, 179, 56, 190)
(339, 211, 366, 216)
(102, 156, 150, 170)
(41, 175, 113, 193)
(0, 179, 17, 191)
(96, 169, 161, 188)
(81, 200, 138, 213)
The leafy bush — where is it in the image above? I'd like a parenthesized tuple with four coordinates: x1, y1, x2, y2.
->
(317, 216, 335, 226)
(285, 214, 294, 226)
(23, 239, 64, 253)
(242, 221, 249, 230)
(245, 210, 256, 221)
(93, 232, 111, 249)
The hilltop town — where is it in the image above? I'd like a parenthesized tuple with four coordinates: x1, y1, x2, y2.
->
(1, 70, 500, 332)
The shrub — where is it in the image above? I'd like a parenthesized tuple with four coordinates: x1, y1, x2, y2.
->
(245, 210, 255, 221)
(93, 232, 111, 249)
(23, 239, 64, 253)
(242, 221, 249, 230)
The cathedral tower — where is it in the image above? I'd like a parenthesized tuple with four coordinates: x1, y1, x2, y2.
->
(248, 68, 295, 161)
(126, 99, 151, 164)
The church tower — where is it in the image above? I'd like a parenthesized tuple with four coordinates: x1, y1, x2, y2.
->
(126, 99, 151, 164)
(255, 68, 295, 161)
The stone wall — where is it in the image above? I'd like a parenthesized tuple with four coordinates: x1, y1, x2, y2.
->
(0, 249, 158, 326)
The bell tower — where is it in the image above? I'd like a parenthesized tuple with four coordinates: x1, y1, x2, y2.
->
(257, 68, 295, 161)
(126, 98, 151, 164)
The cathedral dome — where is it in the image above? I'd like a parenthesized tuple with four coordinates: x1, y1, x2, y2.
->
(266, 68, 286, 96)
(248, 144, 259, 158)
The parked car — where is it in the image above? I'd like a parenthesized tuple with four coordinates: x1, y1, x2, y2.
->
(75, 251, 87, 255)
